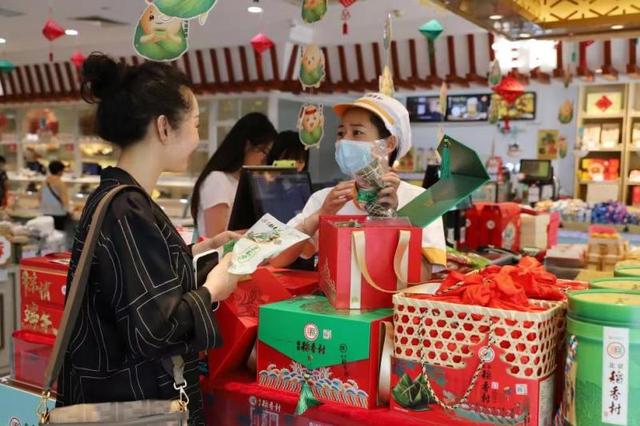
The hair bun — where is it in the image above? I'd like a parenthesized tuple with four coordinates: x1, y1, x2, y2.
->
(81, 53, 124, 102)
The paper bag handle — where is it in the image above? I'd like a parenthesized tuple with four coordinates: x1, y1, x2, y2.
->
(352, 229, 429, 293)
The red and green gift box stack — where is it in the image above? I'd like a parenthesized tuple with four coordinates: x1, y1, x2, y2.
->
(257, 295, 392, 409)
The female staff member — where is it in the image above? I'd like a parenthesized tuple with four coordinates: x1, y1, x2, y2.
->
(191, 112, 277, 238)
(56, 53, 239, 425)
(40, 160, 69, 230)
(267, 130, 310, 172)
(273, 93, 446, 270)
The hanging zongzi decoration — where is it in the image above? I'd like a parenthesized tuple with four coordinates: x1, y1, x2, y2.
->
(133, 3, 189, 62)
(302, 0, 328, 24)
(153, 0, 218, 24)
(299, 44, 326, 90)
(42, 18, 65, 61)
(488, 59, 502, 86)
(70, 51, 86, 70)
(297, 104, 325, 149)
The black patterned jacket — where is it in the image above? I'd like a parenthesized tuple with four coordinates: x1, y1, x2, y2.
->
(56, 167, 219, 425)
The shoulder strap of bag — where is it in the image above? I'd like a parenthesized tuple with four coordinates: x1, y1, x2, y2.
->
(43, 185, 134, 391)
(46, 182, 64, 207)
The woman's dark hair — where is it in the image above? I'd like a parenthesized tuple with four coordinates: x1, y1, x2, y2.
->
(366, 110, 397, 167)
(80, 53, 192, 148)
(266, 130, 309, 170)
(191, 112, 277, 224)
(49, 160, 65, 175)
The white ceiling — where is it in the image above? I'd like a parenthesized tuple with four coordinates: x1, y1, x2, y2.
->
(0, 0, 482, 64)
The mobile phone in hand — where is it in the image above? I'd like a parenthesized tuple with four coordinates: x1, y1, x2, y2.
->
(193, 249, 220, 288)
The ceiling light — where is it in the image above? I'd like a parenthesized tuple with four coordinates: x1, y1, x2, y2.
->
(519, 33, 531, 38)
(248, 6, 263, 13)
(611, 24, 624, 30)
(65, 29, 78, 36)
(0, 38, 5, 44)
(489, 15, 502, 20)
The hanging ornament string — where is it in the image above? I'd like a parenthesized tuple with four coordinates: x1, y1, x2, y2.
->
(339, 0, 357, 35)
(379, 12, 394, 96)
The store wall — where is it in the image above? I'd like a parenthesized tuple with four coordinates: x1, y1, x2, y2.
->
(402, 83, 580, 196)
(278, 83, 580, 195)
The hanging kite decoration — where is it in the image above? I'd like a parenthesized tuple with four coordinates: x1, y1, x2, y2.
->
(297, 104, 325, 149)
(42, 18, 65, 62)
(70, 51, 86, 70)
(302, 0, 328, 24)
(339, 0, 357, 35)
(299, 44, 326, 90)
(492, 73, 525, 132)
(251, 33, 274, 55)
(0, 59, 15, 74)
(133, 3, 189, 62)
(558, 99, 574, 124)
(153, 0, 217, 25)
(419, 19, 443, 42)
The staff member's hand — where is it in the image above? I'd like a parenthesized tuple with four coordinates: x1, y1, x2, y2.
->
(378, 172, 401, 211)
(319, 180, 356, 216)
(192, 230, 244, 256)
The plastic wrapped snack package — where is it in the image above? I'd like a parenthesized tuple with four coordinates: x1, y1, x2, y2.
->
(229, 214, 310, 275)
(352, 140, 395, 218)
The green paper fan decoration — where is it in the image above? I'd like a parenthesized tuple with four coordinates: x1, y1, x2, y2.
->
(153, 0, 217, 20)
(419, 19, 443, 42)
(133, 4, 189, 62)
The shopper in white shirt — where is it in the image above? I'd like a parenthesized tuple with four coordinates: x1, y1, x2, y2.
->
(191, 112, 277, 238)
(272, 92, 447, 269)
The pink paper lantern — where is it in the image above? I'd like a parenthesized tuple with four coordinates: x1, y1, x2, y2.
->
(251, 33, 274, 55)
(42, 19, 65, 42)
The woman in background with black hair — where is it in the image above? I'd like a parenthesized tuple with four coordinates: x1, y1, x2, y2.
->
(56, 53, 239, 425)
(191, 112, 277, 239)
(40, 160, 69, 230)
(267, 130, 310, 172)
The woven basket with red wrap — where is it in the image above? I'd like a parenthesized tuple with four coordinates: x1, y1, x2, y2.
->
(390, 258, 581, 425)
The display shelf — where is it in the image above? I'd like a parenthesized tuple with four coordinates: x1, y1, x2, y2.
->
(578, 179, 620, 185)
(582, 112, 625, 119)
(576, 147, 622, 153)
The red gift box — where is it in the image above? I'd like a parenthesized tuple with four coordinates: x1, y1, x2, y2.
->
(265, 268, 320, 296)
(318, 216, 422, 310)
(481, 203, 521, 251)
(12, 330, 56, 390)
(20, 252, 70, 308)
(633, 187, 640, 207)
(460, 203, 486, 251)
(21, 300, 63, 337)
(206, 268, 292, 382)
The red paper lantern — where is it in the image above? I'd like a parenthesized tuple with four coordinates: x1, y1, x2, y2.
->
(339, 0, 357, 34)
(70, 51, 86, 70)
(251, 33, 274, 55)
(492, 74, 525, 105)
(42, 19, 65, 42)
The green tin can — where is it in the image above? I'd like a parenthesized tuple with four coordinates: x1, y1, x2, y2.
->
(591, 278, 640, 292)
(614, 263, 640, 278)
(563, 290, 640, 425)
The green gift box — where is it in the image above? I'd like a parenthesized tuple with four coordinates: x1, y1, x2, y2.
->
(257, 295, 393, 410)
(398, 135, 490, 228)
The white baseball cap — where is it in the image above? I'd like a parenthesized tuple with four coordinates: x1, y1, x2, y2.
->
(333, 92, 412, 159)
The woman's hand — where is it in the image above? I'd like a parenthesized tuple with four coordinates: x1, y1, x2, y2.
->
(192, 230, 244, 256)
(319, 180, 355, 216)
(203, 253, 239, 302)
(377, 172, 401, 211)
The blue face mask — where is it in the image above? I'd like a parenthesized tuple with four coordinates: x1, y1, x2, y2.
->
(334, 139, 374, 176)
